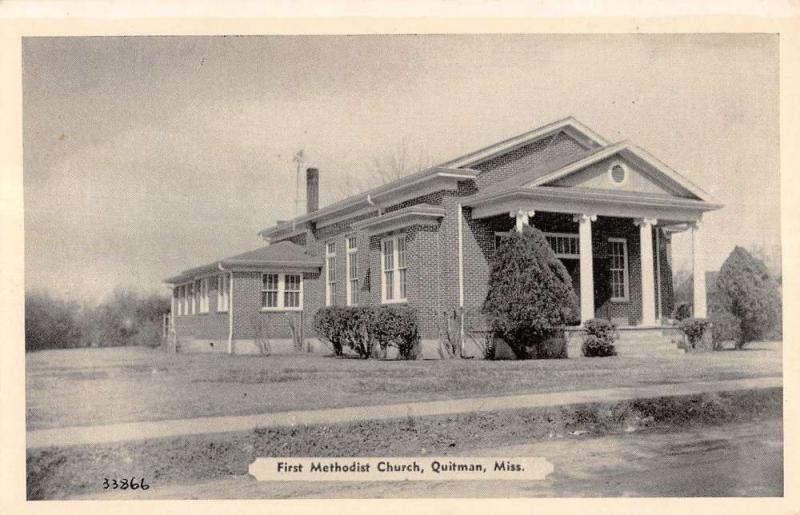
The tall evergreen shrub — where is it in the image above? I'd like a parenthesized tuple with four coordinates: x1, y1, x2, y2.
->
(482, 225, 579, 359)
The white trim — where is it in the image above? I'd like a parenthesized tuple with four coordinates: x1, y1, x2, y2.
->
(544, 232, 580, 259)
(608, 160, 629, 186)
(655, 228, 662, 321)
(439, 117, 608, 169)
(457, 204, 464, 309)
(345, 235, 358, 306)
(607, 237, 630, 302)
(325, 241, 336, 306)
(261, 272, 304, 312)
(216, 274, 229, 312)
(227, 271, 234, 354)
(381, 234, 408, 304)
(529, 141, 716, 202)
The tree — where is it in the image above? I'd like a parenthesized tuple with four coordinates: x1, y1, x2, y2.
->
(25, 290, 83, 351)
(716, 246, 781, 348)
(482, 226, 579, 359)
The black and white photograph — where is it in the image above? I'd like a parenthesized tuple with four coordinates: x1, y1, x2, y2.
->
(3, 8, 794, 510)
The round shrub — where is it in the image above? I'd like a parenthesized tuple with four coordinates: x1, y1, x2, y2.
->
(582, 335, 617, 357)
(482, 226, 579, 359)
(581, 318, 617, 357)
(679, 318, 712, 350)
(716, 246, 781, 348)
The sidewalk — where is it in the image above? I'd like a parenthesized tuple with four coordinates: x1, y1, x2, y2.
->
(27, 376, 782, 449)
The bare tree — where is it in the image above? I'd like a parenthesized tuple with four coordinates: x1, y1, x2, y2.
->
(328, 139, 432, 201)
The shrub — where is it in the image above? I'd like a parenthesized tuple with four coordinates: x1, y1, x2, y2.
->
(710, 311, 742, 349)
(679, 318, 712, 350)
(312, 307, 346, 356)
(313, 306, 420, 359)
(672, 301, 692, 321)
(482, 226, 579, 359)
(581, 318, 617, 357)
(370, 306, 420, 360)
(716, 246, 782, 348)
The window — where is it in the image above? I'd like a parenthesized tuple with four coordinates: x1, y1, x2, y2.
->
(196, 278, 209, 313)
(180, 285, 187, 316)
(545, 233, 580, 259)
(494, 231, 510, 251)
(494, 231, 580, 259)
(381, 234, 407, 303)
(608, 238, 629, 302)
(172, 286, 181, 316)
(262, 273, 279, 308)
(187, 282, 194, 315)
(262, 273, 303, 310)
(608, 161, 628, 186)
(216, 274, 229, 312)
(346, 236, 358, 306)
(284, 274, 301, 308)
(325, 242, 336, 306)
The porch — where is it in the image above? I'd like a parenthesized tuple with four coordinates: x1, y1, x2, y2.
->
(466, 187, 711, 328)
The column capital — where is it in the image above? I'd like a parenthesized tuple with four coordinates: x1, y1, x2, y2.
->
(509, 209, 535, 219)
(633, 217, 658, 227)
(573, 213, 597, 223)
(689, 220, 702, 230)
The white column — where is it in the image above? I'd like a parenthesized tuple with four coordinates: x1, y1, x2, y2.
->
(574, 214, 596, 323)
(635, 217, 658, 326)
(692, 221, 707, 318)
(510, 209, 535, 233)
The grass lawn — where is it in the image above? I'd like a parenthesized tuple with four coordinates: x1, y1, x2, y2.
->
(26, 343, 781, 430)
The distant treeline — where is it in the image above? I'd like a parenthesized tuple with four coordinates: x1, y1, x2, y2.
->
(25, 289, 170, 352)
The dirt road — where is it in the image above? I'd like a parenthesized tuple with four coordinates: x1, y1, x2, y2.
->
(77, 417, 782, 499)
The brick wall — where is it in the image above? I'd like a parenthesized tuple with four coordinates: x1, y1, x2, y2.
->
(231, 270, 321, 340)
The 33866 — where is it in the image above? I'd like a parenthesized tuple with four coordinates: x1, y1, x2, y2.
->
(102, 477, 150, 490)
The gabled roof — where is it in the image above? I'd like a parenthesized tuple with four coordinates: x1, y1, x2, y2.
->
(258, 117, 606, 240)
(164, 241, 323, 284)
(438, 116, 608, 169)
(527, 141, 718, 203)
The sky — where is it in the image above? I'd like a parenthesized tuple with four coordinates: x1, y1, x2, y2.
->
(22, 34, 780, 303)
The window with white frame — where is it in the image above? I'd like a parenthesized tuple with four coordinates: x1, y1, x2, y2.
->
(262, 273, 303, 310)
(381, 234, 407, 303)
(198, 278, 209, 313)
(608, 238, 629, 302)
(346, 236, 358, 306)
(187, 282, 194, 315)
(284, 274, 302, 308)
(216, 274, 229, 312)
(494, 231, 580, 259)
(545, 233, 580, 259)
(325, 242, 336, 306)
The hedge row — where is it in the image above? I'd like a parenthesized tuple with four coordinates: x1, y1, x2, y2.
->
(313, 306, 420, 359)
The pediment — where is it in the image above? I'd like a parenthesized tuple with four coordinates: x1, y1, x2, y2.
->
(526, 143, 713, 202)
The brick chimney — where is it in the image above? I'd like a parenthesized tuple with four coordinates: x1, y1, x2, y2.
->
(306, 168, 319, 213)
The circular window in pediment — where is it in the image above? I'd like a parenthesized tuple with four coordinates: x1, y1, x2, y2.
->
(609, 162, 628, 186)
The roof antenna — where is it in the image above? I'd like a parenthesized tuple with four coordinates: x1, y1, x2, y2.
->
(292, 150, 304, 231)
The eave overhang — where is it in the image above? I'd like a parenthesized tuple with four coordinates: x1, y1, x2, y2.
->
(259, 167, 477, 240)
(164, 258, 323, 285)
(350, 204, 446, 236)
(464, 187, 723, 224)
